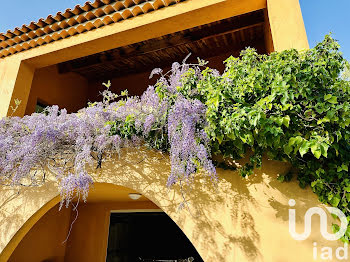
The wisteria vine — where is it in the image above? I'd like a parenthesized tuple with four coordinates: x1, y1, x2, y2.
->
(0, 56, 216, 208)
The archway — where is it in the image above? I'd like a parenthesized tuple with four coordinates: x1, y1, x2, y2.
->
(8, 183, 203, 262)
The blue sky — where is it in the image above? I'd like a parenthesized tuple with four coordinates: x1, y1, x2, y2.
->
(300, 0, 350, 60)
(0, 0, 349, 60)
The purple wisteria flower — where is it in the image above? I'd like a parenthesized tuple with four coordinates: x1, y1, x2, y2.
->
(0, 57, 219, 207)
(167, 96, 216, 186)
(60, 172, 93, 209)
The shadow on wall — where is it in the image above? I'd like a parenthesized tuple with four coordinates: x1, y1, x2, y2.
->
(89, 147, 340, 262)
(7, 201, 72, 262)
(0, 180, 59, 254)
(0, 146, 344, 262)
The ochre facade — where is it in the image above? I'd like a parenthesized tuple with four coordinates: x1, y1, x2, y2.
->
(1, 150, 345, 262)
(0, 0, 330, 262)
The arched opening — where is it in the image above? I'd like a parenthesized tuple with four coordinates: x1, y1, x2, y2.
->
(8, 183, 203, 262)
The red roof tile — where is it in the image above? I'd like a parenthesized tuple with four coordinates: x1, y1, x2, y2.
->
(0, 0, 186, 58)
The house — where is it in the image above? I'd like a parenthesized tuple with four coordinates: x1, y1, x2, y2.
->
(0, 1, 336, 261)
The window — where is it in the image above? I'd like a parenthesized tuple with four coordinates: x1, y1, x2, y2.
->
(35, 100, 48, 113)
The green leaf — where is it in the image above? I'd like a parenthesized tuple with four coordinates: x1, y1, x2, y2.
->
(320, 143, 329, 158)
(277, 175, 285, 182)
(324, 94, 332, 101)
(311, 143, 321, 159)
(332, 223, 340, 233)
(288, 137, 296, 146)
(330, 195, 341, 207)
(328, 96, 338, 104)
(311, 180, 318, 188)
(282, 116, 290, 128)
(240, 133, 254, 145)
(284, 144, 293, 155)
(227, 132, 236, 140)
(209, 96, 220, 109)
(121, 90, 128, 96)
(299, 141, 310, 157)
(317, 116, 330, 124)
(217, 134, 224, 144)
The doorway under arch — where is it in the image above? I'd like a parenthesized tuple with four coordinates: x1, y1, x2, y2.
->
(8, 183, 203, 262)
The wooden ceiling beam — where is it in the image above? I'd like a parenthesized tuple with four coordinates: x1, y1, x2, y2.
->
(84, 35, 266, 81)
(68, 22, 264, 76)
(58, 10, 265, 75)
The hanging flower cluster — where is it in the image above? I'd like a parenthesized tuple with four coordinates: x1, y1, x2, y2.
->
(167, 96, 215, 186)
(0, 95, 124, 207)
(0, 58, 217, 207)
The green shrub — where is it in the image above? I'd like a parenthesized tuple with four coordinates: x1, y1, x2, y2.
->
(171, 35, 350, 240)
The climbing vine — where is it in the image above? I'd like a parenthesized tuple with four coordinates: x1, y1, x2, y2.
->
(1, 35, 350, 239)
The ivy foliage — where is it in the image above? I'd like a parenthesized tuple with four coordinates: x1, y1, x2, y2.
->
(108, 36, 350, 217)
(167, 35, 350, 240)
(109, 35, 350, 218)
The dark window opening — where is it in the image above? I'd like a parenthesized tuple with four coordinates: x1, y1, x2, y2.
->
(106, 212, 204, 262)
(35, 100, 49, 113)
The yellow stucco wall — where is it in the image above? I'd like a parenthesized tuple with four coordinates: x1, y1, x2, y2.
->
(267, 0, 309, 51)
(0, 182, 62, 261)
(8, 204, 72, 262)
(0, 149, 346, 262)
(25, 65, 89, 115)
(7, 197, 159, 262)
(0, 58, 34, 117)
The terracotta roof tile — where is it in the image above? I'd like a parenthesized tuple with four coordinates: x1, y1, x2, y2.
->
(0, 0, 186, 58)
